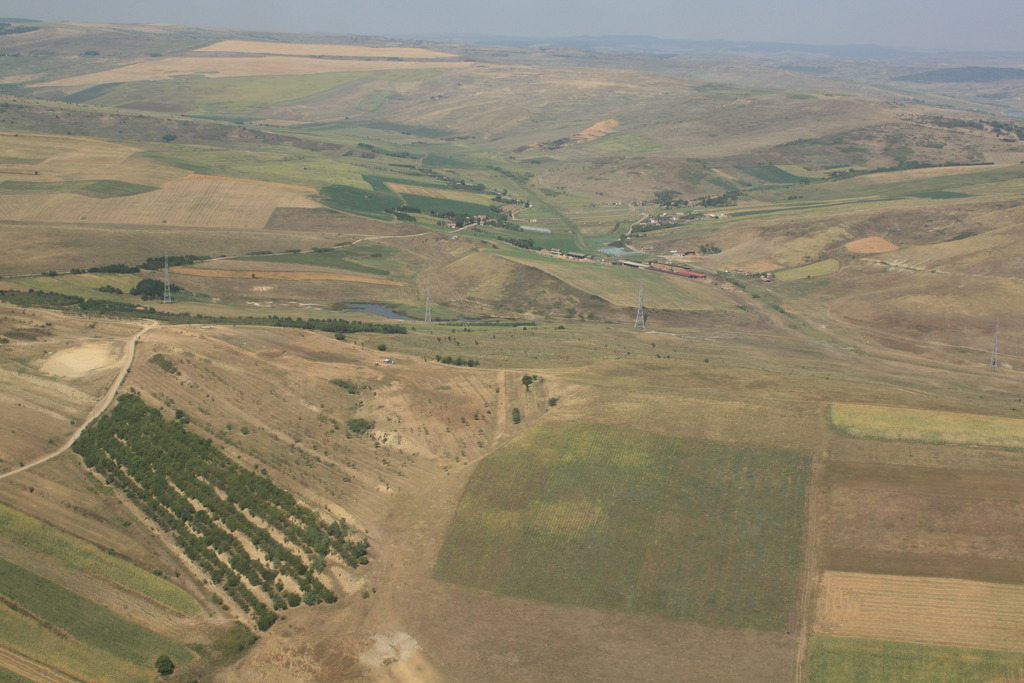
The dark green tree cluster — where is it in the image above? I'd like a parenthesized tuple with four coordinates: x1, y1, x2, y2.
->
(130, 278, 182, 300)
(73, 394, 369, 629)
(346, 418, 374, 435)
(435, 355, 479, 367)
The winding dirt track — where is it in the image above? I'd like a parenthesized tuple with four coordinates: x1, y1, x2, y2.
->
(0, 320, 157, 481)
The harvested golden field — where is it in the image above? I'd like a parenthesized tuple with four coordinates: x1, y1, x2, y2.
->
(36, 56, 473, 89)
(830, 403, 1024, 448)
(846, 236, 899, 253)
(385, 182, 489, 204)
(0, 132, 183, 185)
(194, 40, 459, 60)
(0, 174, 320, 229)
(815, 571, 1024, 652)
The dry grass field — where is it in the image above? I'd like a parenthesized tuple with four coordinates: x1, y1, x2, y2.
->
(830, 403, 1024, 448)
(0, 174, 320, 229)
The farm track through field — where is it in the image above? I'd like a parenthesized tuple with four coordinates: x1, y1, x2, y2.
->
(795, 405, 830, 682)
(0, 645, 80, 683)
(0, 321, 156, 482)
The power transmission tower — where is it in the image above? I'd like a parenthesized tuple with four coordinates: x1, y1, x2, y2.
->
(162, 254, 173, 304)
(424, 279, 431, 323)
(634, 285, 645, 328)
(990, 319, 1000, 370)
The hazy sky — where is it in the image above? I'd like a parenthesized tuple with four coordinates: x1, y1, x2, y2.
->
(4, 0, 1023, 52)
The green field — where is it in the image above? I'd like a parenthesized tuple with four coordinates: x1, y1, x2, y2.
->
(0, 179, 156, 197)
(775, 258, 841, 281)
(81, 70, 445, 119)
(830, 403, 1024, 448)
(0, 503, 201, 615)
(435, 422, 810, 630)
(808, 636, 1024, 682)
(235, 250, 392, 276)
(0, 556, 194, 669)
(738, 165, 810, 184)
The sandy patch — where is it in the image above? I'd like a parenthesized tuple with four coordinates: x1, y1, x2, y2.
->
(361, 632, 420, 668)
(195, 41, 459, 60)
(845, 236, 899, 253)
(40, 342, 120, 378)
(575, 119, 619, 141)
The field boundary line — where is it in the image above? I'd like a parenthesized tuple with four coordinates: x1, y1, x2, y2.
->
(0, 320, 157, 481)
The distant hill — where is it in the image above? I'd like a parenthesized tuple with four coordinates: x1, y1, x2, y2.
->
(895, 66, 1024, 83)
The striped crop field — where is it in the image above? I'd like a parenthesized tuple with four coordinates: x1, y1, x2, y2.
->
(0, 557, 194, 676)
(830, 403, 1024, 449)
(815, 571, 1024, 651)
(0, 503, 200, 615)
(808, 636, 1024, 683)
(0, 602, 152, 683)
(435, 422, 810, 630)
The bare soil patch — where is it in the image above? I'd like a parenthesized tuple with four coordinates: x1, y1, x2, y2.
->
(39, 342, 120, 379)
(845, 236, 899, 253)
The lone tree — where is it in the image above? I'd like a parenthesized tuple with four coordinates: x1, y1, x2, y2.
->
(512, 407, 521, 424)
(155, 654, 175, 676)
(521, 374, 534, 391)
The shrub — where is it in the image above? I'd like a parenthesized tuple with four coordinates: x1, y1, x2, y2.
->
(155, 654, 175, 675)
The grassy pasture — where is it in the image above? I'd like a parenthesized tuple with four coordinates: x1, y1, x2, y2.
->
(583, 135, 665, 154)
(830, 403, 1024, 448)
(497, 250, 729, 310)
(435, 422, 810, 630)
(0, 556, 193, 668)
(134, 68, 442, 119)
(808, 636, 1024, 683)
(0, 503, 200, 615)
(318, 182, 400, 218)
(775, 258, 840, 281)
(738, 165, 809, 184)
